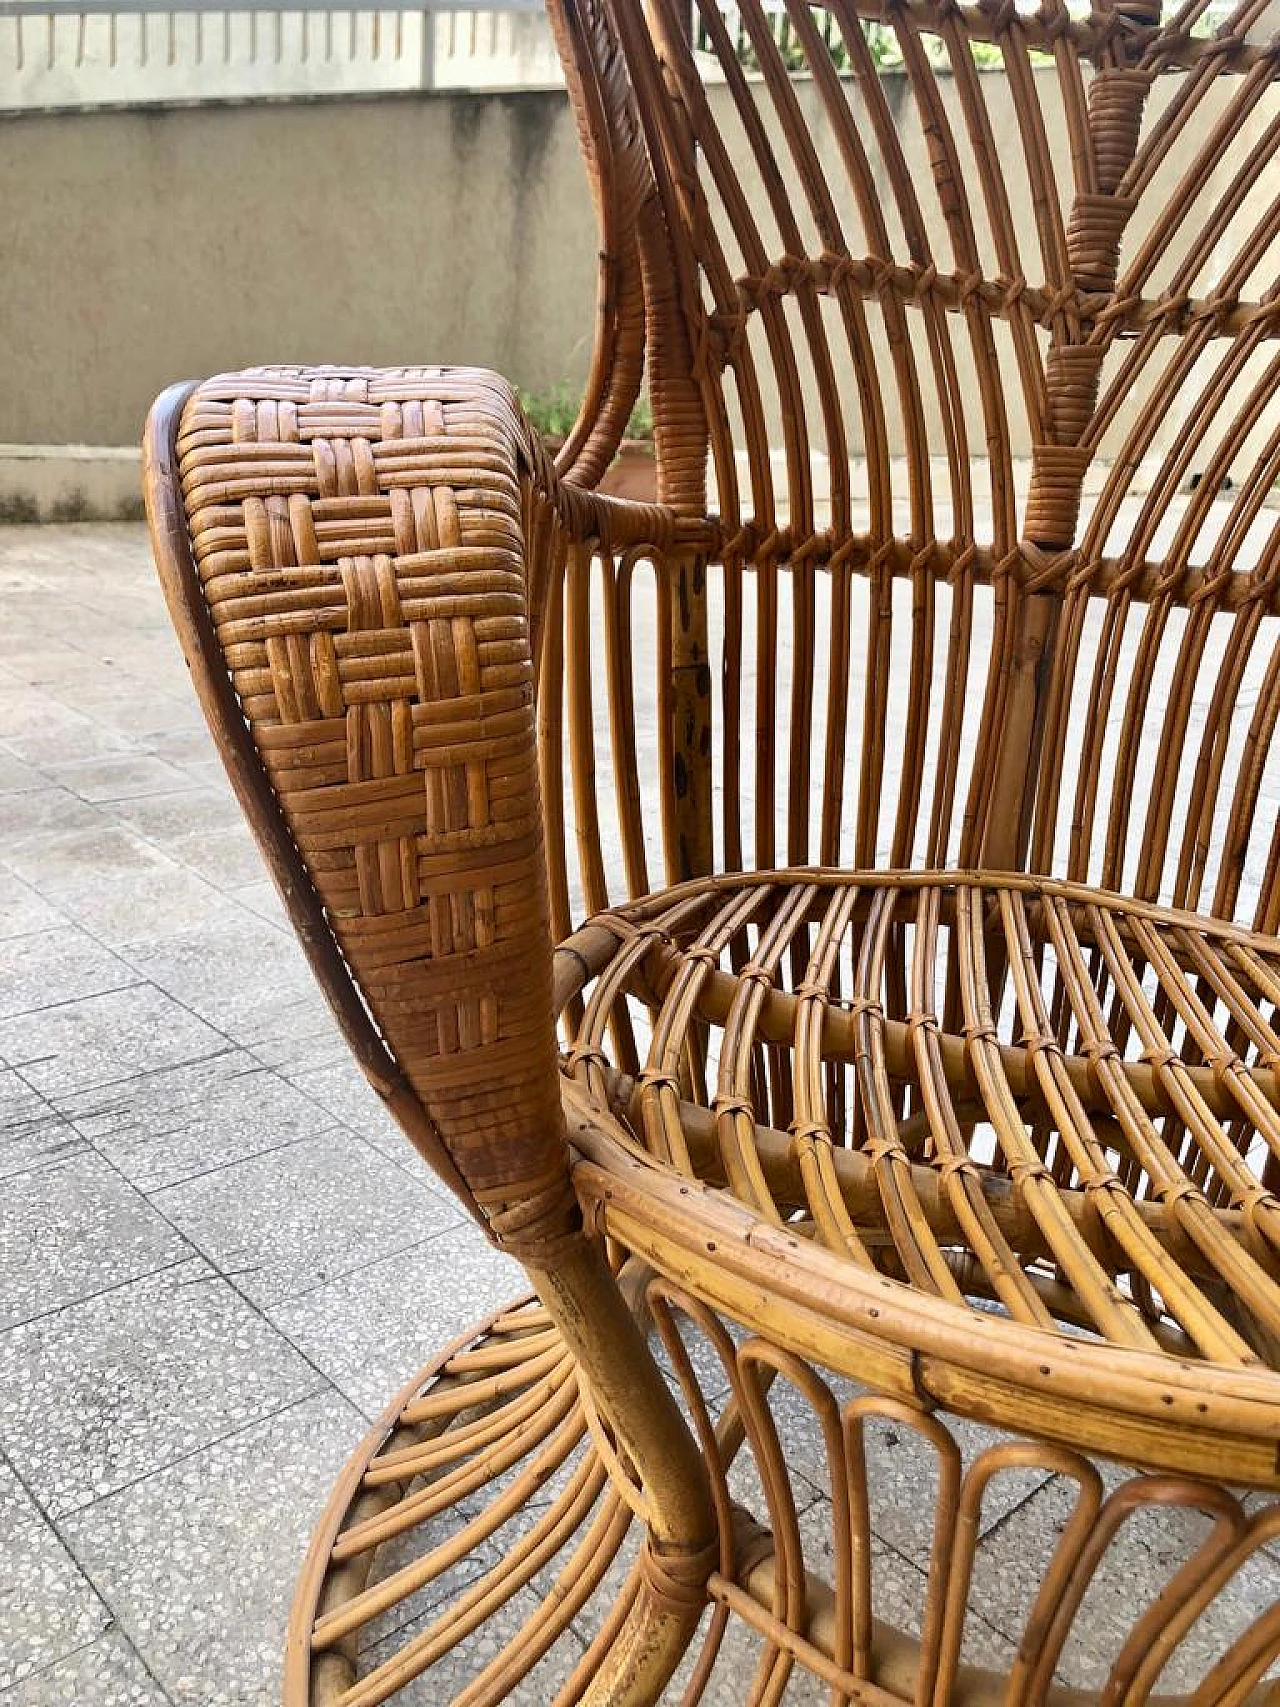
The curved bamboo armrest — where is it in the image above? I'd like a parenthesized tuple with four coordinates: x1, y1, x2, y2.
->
(142, 364, 639, 1261)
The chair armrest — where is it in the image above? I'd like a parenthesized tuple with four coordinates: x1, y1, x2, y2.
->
(144, 364, 586, 1259)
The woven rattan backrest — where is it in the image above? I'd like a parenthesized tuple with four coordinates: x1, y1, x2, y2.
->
(545, 0, 1280, 926)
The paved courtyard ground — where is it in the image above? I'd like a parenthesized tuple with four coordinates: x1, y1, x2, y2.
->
(1, 522, 1277, 1705)
(0, 523, 522, 1705)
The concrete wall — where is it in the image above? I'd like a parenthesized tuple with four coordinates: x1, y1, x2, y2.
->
(3, 66, 1275, 490)
(0, 87, 599, 449)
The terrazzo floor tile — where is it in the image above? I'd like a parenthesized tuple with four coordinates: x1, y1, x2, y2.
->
(268, 1221, 523, 1416)
(119, 917, 316, 1045)
(0, 1067, 86, 1179)
(151, 1129, 461, 1308)
(0, 923, 137, 1020)
(967, 1470, 1280, 1689)
(0, 1463, 109, 1691)
(0, 1256, 321, 1516)
(0, 1149, 187, 1329)
(63, 1049, 341, 1193)
(62, 1390, 363, 1707)
(2, 1628, 172, 1706)
(0, 983, 231, 1101)
(49, 861, 246, 950)
(282, 1058, 406, 1156)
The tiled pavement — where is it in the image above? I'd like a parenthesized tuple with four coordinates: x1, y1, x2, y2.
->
(0, 524, 522, 1704)
(1, 523, 1277, 1704)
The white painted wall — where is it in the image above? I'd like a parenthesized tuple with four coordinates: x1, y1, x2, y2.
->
(0, 7, 562, 109)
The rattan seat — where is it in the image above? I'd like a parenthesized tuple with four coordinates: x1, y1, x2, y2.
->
(556, 869, 1280, 1483)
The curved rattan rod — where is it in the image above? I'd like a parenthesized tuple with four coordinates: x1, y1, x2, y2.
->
(568, 1149, 1280, 1490)
(592, 919, 1280, 1126)
(315, 1423, 596, 1656)
(284, 1304, 548, 1707)
(583, 1008, 1256, 1283)
(593, 1092, 1262, 1358)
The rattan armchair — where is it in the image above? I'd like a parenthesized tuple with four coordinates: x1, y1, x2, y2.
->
(144, 1, 1280, 1700)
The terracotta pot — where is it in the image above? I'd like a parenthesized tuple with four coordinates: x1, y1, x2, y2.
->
(544, 435, 658, 505)
(599, 439, 658, 504)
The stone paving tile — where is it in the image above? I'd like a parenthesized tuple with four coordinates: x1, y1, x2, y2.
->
(62, 1389, 362, 1707)
(0, 923, 137, 1021)
(225, 878, 291, 930)
(0, 747, 46, 794)
(0, 1150, 187, 1330)
(146, 723, 229, 772)
(50, 862, 246, 950)
(0, 983, 231, 1102)
(152, 1129, 461, 1308)
(114, 785, 243, 849)
(2, 821, 180, 898)
(0, 636, 130, 694)
(0, 870, 66, 939)
(2, 1628, 172, 1706)
(247, 1002, 362, 1080)
(167, 823, 281, 893)
(45, 752, 195, 804)
(0, 1462, 110, 1691)
(283, 1058, 408, 1157)
(0, 1256, 321, 1518)
(0, 690, 134, 765)
(0, 783, 111, 847)
(268, 1222, 523, 1417)
(0, 1066, 86, 1180)
(64, 1049, 341, 1194)
(65, 687, 202, 746)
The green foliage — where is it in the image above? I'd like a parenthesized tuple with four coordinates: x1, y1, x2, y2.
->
(517, 382, 581, 441)
(701, 7, 1037, 74)
(518, 384, 655, 444)
(625, 393, 654, 443)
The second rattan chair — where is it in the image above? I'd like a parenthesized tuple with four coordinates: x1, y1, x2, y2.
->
(145, 1, 1280, 1701)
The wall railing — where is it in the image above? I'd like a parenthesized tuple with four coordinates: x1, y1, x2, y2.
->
(0, 1, 556, 105)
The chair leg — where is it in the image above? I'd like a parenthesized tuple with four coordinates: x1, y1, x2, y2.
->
(526, 1235, 717, 1706)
